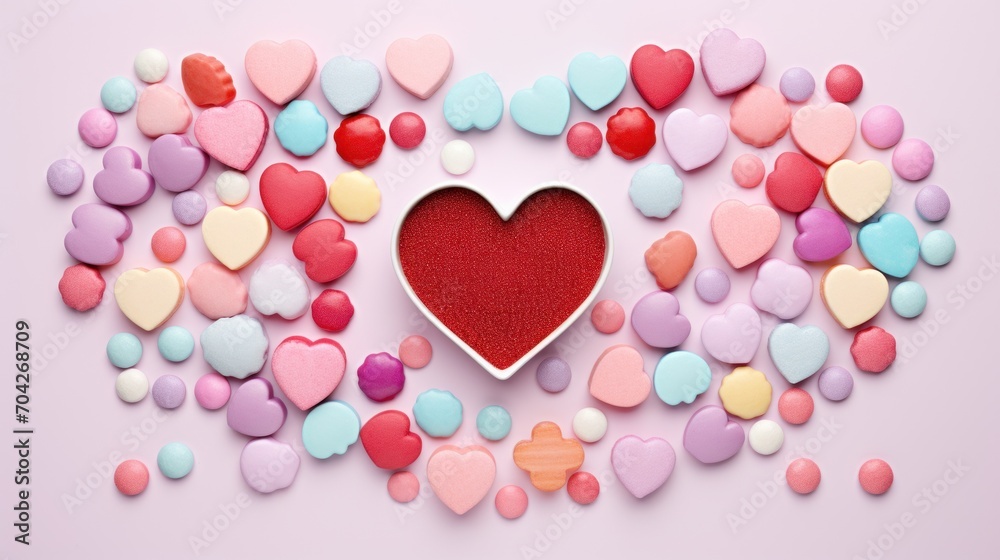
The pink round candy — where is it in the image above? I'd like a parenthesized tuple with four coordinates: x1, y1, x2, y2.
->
(151, 226, 186, 263)
(591, 299, 625, 334)
(731, 154, 765, 188)
(78, 108, 118, 148)
(114, 459, 149, 496)
(194, 372, 231, 410)
(495, 485, 528, 519)
(387, 471, 420, 503)
(389, 112, 426, 149)
(47, 159, 85, 196)
(778, 388, 814, 425)
(892, 138, 934, 181)
(825, 64, 863, 103)
(861, 105, 904, 149)
(566, 122, 602, 159)
(786, 458, 821, 494)
(859, 459, 894, 495)
(567, 471, 600, 505)
(398, 335, 432, 369)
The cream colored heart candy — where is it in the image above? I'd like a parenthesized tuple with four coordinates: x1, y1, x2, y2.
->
(114, 267, 185, 331)
(202, 206, 271, 270)
(823, 160, 891, 223)
(820, 264, 888, 329)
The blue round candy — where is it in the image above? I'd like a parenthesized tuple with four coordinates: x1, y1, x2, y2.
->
(157, 442, 194, 479)
(100, 76, 137, 114)
(891, 281, 927, 318)
(920, 230, 956, 266)
(158, 326, 195, 363)
(107, 333, 142, 368)
(476, 405, 511, 441)
(274, 100, 328, 156)
(412, 389, 463, 437)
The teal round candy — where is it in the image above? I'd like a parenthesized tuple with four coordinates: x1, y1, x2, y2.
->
(158, 326, 195, 363)
(476, 405, 512, 441)
(100, 76, 137, 114)
(920, 230, 956, 266)
(891, 281, 927, 318)
(274, 100, 328, 156)
(413, 389, 463, 437)
(157, 442, 194, 479)
(302, 401, 360, 459)
(107, 333, 142, 368)
(653, 351, 711, 405)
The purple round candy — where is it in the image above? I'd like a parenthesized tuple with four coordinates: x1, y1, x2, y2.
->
(694, 268, 730, 303)
(915, 184, 950, 222)
(778, 67, 815, 103)
(536, 357, 571, 393)
(172, 191, 207, 225)
(78, 107, 118, 148)
(892, 138, 934, 181)
(152, 374, 186, 409)
(861, 105, 904, 149)
(47, 159, 85, 196)
(358, 352, 405, 402)
(817, 366, 853, 401)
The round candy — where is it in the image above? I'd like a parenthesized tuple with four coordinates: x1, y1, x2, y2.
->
(441, 139, 475, 175)
(892, 138, 934, 181)
(151, 374, 186, 409)
(412, 389, 463, 437)
(101, 76, 137, 113)
(215, 171, 250, 206)
(194, 372, 231, 410)
(157, 325, 195, 362)
(172, 191, 207, 225)
(572, 407, 607, 443)
(786, 458, 821, 494)
(695, 267, 731, 303)
(387, 471, 420, 503)
(476, 405, 512, 441)
(748, 419, 784, 455)
(536, 357, 571, 393)
(891, 281, 927, 318)
(861, 105, 904, 149)
(567, 471, 600, 505)
(817, 366, 854, 401)
(107, 333, 143, 368)
(398, 335, 432, 369)
(115, 368, 148, 403)
(389, 112, 426, 149)
(591, 299, 625, 334)
(78, 108, 117, 148)
(731, 154, 765, 188)
(157, 442, 194, 479)
(851, 327, 897, 373)
(778, 67, 815, 103)
(566, 122, 603, 158)
(859, 459, 894, 495)
(778, 388, 814, 425)
(357, 353, 405, 402)
(151, 226, 186, 263)
(134, 48, 168, 83)
(606, 107, 655, 160)
(114, 460, 149, 496)
(47, 159, 84, 196)
(495, 485, 528, 519)
(59, 264, 105, 311)
(311, 289, 354, 332)
(920, 230, 955, 266)
(333, 114, 385, 167)
(825, 64, 863, 103)
(915, 185, 950, 222)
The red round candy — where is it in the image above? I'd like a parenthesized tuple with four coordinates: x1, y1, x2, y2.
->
(114, 459, 149, 496)
(606, 107, 655, 161)
(333, 114, 385, 168)
(858, 459, 894, 495)
(311, 289, 354, 332)
(778, 388, 815, 425)
(151, 226, 186, 263)
(786, 458, 821, 494)
(389, 112, 426, 150)
(566, 122, 602, 159)
(58, 264, 106, 311)
(825, 64, 863, 103)
(567, 471, 600, 505)
(851, 326, 896, 373)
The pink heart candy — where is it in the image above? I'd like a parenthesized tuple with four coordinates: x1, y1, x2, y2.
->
(245, 39, 317, 105)
(683, 405, 745, 464)
(699, 28, 765, 96)
(710, 199, 780, 269)
(700, 303, 761, 364)
(631, 291, 691, 348)
(790, 103, 856, 166)
(240, 437, 300, 494)
(194, 100, 269, 171)
(147, 134, 209, 193)
(793, 207, 853, 262)
(385, 34, 454, 99)
(93, 146, 155, 207)
(750, 258, 813, 320)
(662, 108, 727, 171)
(136, 84, 192, 138)
(227, 378, 287, 437)
(611, 435, 676, 499)
(271, 336, 346, 411)
(427, 445, 496, 515)
(64, 203, 132, 266)
(589, 345, 651, 408)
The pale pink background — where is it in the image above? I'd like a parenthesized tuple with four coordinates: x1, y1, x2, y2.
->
(1, 0, 998, 558)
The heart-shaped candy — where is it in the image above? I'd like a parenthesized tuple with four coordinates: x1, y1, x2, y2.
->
(765, 152, 822, 213)
(793, 208, 852, 262)
(201, 315, 269, 379)
(227, 377, 287, 437)
(135, 84, 192, 138)
(700, 303, 761, 364)
(428, 445, 496, 514)
(611, 435, 676, 499)
(510, 75, 571, 136)
(181, 53, 236, 107)
(360, 410, 422, 470)
(858, 212, 919, 278)
(385, 34, 454, 99)
(663, 108, 727, 171)
(292, 219, 358, 283)
(64, 203, 132, 266)
(588, 344, 651, 407)
(187, 262, 247, 319)
(244, 39, 317, 105)
(113, 267, 185, 331)
(750, 258, 813, 320)
(820, 264, 889, 329)
(699, 29, 765, 96)
(147, 134, 209, 193)
(271, 336, 346, 411)
(711, 200, 780, 269)
(823, 159, 892, 223)
(790, 103, 856, 166)
(568, 52, 627, 111)
(202, 207, 271, 271)
(683, 405, 745, 464)
(320, 55, 382, 115)
(629, 45, 694, 109)
(194, 100, 269, 171)
(443, 73, 504, 131)
(259, 163, 326, 231)
(631, 291, 691, 348)
(729, 85, 791, 148)
(302, 401, 361, 459)
(768, 323, 829, 384)
(93, 146, 155, 207)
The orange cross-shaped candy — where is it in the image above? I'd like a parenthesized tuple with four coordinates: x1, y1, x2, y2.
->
(513, 421, 584, 491)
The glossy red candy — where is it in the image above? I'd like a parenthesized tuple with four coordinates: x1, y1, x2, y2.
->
(259, 163, 326, 231)
(606, 107, 656, 161)
(292, 219, 358, 283)
(311, 289, 354, 332)
(630, 45, 694, 109)
(360, 410, 422, 470)
(333, 114, 385, 167)
(765, 152, 823, 213)
(181, 53, 236, 108)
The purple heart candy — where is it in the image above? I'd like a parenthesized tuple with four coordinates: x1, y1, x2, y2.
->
(700, 303, 761, 364)
(683, 405, 745, 464)
(611, 435, 676, 498)
(93, 146, 155, 206)
(793, 208, 852, 262)
(227, 378, 287, 437)
(63, 203, 132, 266)
(631, 291, 691, 348)
(148, 134, 209, 193)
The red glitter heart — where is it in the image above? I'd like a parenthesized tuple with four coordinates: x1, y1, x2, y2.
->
(397, 187, 607, 372)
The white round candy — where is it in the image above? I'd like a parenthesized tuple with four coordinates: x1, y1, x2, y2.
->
(249, 260, 310, 320)
(440, 140, 475, 175)
(215, 171, 251, 206)
(116, 368, 149, 403)
(134, 48, 169, 83)
(572, 407, 608, 443)
(748, 419, 784, 455)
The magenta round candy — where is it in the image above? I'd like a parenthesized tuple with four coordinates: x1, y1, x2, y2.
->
(915, 184, 950, 222)
(389, 112, 426, 149)
(694, 268, 730, 303)
(172, 191, 207, 225)
(861, 105, 904, 149)
(817, 366, 853, 401)
(778, 67, 815, 103)
(357, 352, 405, 402)
(194, 372, 231, 410)
(47, 159, 85, 196)
(892, 138, 934, 181)
(78, 108, 118, 148)
(152, 374, 186, 409)
(536, 357, 571, 393)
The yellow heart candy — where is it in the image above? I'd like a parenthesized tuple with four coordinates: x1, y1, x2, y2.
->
(820, 264, 889, 329)
(114, 268, 185, 331)
(823, 160, 891, 223)
(718, 366, 772, 420)
(328, 170, 380, 223)
(202, 207, 271, 270)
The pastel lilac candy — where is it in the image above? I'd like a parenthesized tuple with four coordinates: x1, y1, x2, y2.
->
(172, 191, 207, 225)
(750, 259, 812, 320)
(892, 138, 934, 181)
(631, 291, 691, 348)
(817, 366, 853, 401)
(227, 378, 287, 437)
(47, 159, 84, 196)
(861, 105, 904, 149)
(64, 203, 133, 265)
(93, 146, 155, 206)
(151, 375, 186, 409)
(662, 108, 727, 171)
(793, 208, 852, 262)
(358, 352, 405, 402)
(915, 185, 950, 222)
(148, 134, 209, 192)
(78, 107, 118, 148)
(240, 437, 300, 494)
(699, 29, 765, 96)
(611, 435, 676, 498)
(683, 405, 745, 464)
(700, 303, 762, 364)
(536, 357, 572, 393)
(694, 268, 730, 303)
(778, 67, 815, 102)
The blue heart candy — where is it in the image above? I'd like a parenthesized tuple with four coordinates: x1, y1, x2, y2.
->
(443, 73, 504, 132)
(567, 52, 626, 111)
(510, 75, 570, 136)
(302, 400, 361, 459)
(767, 323, 829, 384)
(653, 351, 711, 405)
(320, 56, 382, 115)
(858, 212, 919, 278)
(274, 100, 328, 157)
(629, 163, 683, 218)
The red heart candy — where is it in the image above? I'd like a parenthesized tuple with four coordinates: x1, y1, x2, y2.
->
(606, 107, 656, 161)
(259, 163, 326, 231)
(292, 219, 357, 283)
(333, 114, 385, 168)
(630, 45, 694, 110)
(765, 152, 823, 213)
(360, 410, 422, 470)
(181, 53, 236, 108)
